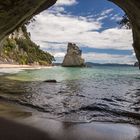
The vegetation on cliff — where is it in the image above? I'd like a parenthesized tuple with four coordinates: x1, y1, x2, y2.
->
(119, 14, 131, 29)
(0, 25, 55, 65)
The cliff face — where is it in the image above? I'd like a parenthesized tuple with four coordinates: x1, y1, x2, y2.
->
(0, 26, 55, 65)
(62, 43, 85, 67)
(0, 0, 140, 66)
(0, 0, 57, 41)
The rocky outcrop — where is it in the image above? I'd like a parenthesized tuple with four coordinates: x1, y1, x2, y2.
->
(0, 0, 57, 41)
(0, 1, 140, 67)
(62, 43, 85, 67)
(0, 26, 55, 65)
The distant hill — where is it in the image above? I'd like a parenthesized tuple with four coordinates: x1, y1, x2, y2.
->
(53, 62, 133, 67)
(85, 62, 133, 67)
(53, 63, 61, 66)
(0, 25, 55, 66)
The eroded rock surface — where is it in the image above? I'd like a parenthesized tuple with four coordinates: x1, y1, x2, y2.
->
(62, 43, 85, 67)
(0, 0, 57, 41)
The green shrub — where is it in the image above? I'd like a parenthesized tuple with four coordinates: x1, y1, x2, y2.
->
(1, 26, 55, 65)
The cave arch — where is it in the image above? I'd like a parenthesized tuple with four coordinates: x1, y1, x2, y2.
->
(0, 0, 140, 66)
(0, 1, 140, 138)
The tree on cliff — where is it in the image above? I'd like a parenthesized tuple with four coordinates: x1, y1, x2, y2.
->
(0, 23, 55, 65)
(119, 14, 131, 29)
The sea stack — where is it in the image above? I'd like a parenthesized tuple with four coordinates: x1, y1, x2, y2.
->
(62, 43, 85, 67)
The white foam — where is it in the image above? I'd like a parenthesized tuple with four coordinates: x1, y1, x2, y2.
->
(0, 68, 24, 75)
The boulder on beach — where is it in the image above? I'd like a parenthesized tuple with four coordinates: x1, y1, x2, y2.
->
(62, 43, 85, 67)
(43, 80, 57, 83)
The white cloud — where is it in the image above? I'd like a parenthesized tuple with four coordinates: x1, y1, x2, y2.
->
(82, 52, 136, 64)
(28, 12, 102, 44)
(111, 14, 122, 22)
(54, 52, 65, 57)
(28, 12, 132, 50)
(48, 51, 136, 64)
(55, 0, 78, 6)
(27, 6, 134, 63)
(52, 7, 65, 13)
(100, 9, 113, 16)
(97, 15, 108, 21)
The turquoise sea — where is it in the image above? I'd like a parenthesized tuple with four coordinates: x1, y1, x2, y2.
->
(0, 65, 140, 124)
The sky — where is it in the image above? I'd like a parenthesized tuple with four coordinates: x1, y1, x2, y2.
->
(27, 0, 136, 64)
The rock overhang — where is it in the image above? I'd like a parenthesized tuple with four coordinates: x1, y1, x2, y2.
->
(0, 0, 57, 41)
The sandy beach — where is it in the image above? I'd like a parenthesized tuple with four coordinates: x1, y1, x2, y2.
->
(0, 64, 31, 68)
(0, 100, 139, 140)
(0, 65, 140, 140)
(0, 64, 53, 69)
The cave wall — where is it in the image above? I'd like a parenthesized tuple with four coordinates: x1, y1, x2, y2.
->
(0, 0, 140, 65)
(0, 0, 57, 41)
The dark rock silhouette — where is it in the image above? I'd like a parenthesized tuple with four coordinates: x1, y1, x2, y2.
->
(134, 62, 139, 67)
(44, 80, 57, 83)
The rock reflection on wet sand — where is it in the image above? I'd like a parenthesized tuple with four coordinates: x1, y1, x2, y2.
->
(0, 101, 139, 140)
(22, 116, 140, 140)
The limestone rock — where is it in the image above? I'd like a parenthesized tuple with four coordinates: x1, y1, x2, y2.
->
(62, 43, 85, 67)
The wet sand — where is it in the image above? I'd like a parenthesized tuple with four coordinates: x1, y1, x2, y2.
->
(0, 101, 139, 140)
(23, 116, 140, 140)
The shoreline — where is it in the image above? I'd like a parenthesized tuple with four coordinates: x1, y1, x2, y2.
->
(0, 100, 139, 140)
(0, 64, 140, 139)
(0, 64, 53, 69)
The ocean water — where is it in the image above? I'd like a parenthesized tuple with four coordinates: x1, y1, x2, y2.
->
(0, 66, 140, 124)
